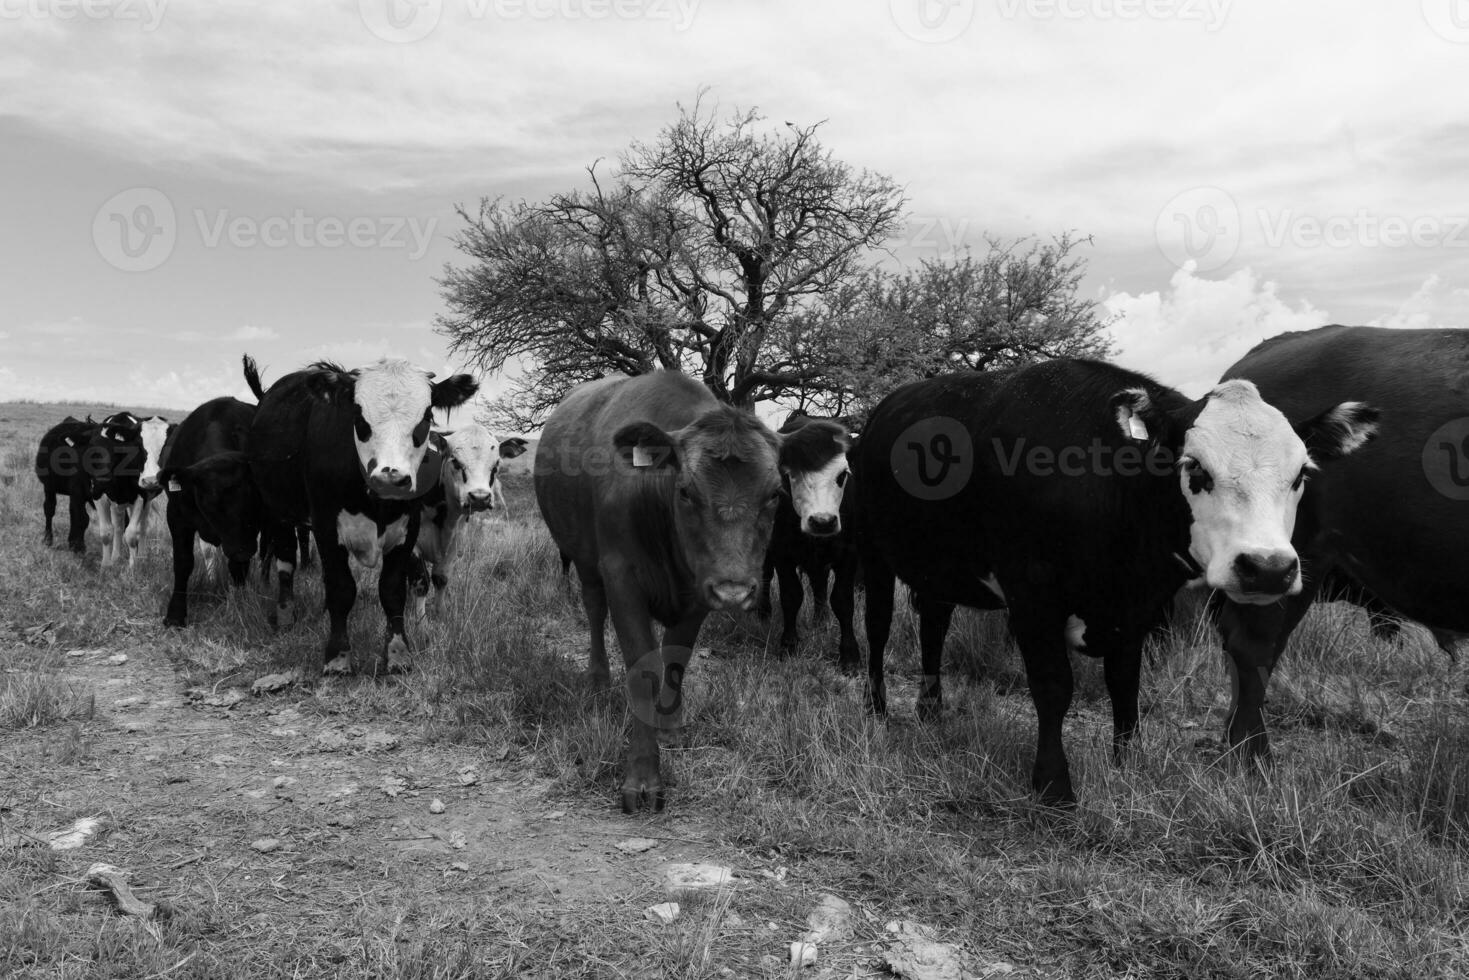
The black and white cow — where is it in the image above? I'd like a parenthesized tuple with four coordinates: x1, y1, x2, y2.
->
(157, 396, 264, 627)
(409, 424, 528, 616)
(246, 357, 477, 675)
(1214, 325, 1463, 758)
(757, 414, 859, 667)
(35, 415, 100, 552)
(87, 411, 174, 569)
(855, 359, 1377, 805)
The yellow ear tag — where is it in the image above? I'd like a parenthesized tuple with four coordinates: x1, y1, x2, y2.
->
(632, 445, 656, 467)
(167, 479, 182, 493)
(1127, 416, 1149, 441)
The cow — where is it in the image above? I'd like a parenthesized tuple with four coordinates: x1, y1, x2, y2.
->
(1214, 324, 1463, 759)
(756, 414, 859, 667)
(534, 371, 850, 812)
(854, 359, 1377, 805)
(156, 395, 264, 627)
(88, 411, 174, 569)
(246, 356, 477, 675)
(36, 415, 100, 552)
(409, 424, 528, 616)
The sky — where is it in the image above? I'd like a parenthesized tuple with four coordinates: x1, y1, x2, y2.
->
(3, 0, 1468, 416)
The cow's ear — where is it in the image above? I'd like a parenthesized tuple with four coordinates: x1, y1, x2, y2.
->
(306, 368, 353, 404)
(1296, 402, 1379, 462)
(499, 437, 529, 459)
(1111, 388, 1170, 444)
(431, 374, 479, 410)
(777, 420, 850, 475)
(613, 422, 681, 472)
(158, 466, 187, 490)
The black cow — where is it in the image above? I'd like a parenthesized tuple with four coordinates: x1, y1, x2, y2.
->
(855, 359, 1376, 804)
(246, 356, 476, 675)
(757, 414, 859, 667)
(36, 415, 100, 552)
(157, 395, 264, 627)
(1215, 325, 1461, 757)
(86, 411, 174, 569)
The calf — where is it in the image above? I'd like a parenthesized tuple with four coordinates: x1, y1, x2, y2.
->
(35, 415, 100, 552)
(855, 359, 1376, 805)
(88, 411, 174, 569)
(757, 415, 859, 667)
(157, 396, 263, 627)
(247, 356, 477, 675)
(535, 371, 849, 812)
(410, 425, 528, 615)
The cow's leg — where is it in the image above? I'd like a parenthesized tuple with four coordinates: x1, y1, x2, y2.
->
(808, 563, 831, 624)
(377, 538, 414, 675)
(775, 558, 804, 653)
(95, 498, 115, 565)
(429, 524, 459, 617)
(163, 502, 194, 627)
(914, 594, 954, 721)
(1009, 605, 1076, 806)
(267, 521, 298, 629)
(317, 535, 356, 675)
(42, 488, 57, 547)
(862, 553, 897, 716)
(407, 555, 431, 620)
(757, 551, 775, 619)
(297, 525, 314, 568)
(1216, 586, 1316, 761)
(123, 496, 149, 570)
(830, 556, 860, 673)
(579, 565, 611, 691)
(68, 493, 90, 554)
(1103, 637, 1145, 763)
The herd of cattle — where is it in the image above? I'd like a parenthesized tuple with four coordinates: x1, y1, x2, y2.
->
(30, 325, 1469, 812)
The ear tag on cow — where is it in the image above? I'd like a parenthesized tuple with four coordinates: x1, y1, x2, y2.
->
(1127, 415, 1149, 441)
(632, 445, 656, 467)
(167, 478, 182, 493)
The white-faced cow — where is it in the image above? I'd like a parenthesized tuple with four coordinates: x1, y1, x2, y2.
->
(157, 394, 264, 627)
(757, 414, 860, 667)
(36, 415, 100, 552)
(246, 357, 477, 675)
(855, 359, 1377, 806)
(535, 371, 850, 812)
(409, 424, 528, 616)
(1213, 325, 1462, 759)
(88, 411, 174, 569)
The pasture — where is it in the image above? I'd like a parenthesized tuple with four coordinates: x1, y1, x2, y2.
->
(4, 397, 1469, 979)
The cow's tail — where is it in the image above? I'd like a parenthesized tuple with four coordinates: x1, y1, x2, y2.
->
(242, 354, 267, 402)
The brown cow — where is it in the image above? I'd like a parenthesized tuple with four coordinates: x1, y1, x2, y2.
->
(535, 371, 848, 812)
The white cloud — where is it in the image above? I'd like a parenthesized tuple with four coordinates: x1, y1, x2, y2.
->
(1366, 274, 1469, 330)
(1102, 263, 1331, 397)
(226, 325, 279, 342)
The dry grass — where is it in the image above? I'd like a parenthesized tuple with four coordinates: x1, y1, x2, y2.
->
(3, 398, 1469, 978)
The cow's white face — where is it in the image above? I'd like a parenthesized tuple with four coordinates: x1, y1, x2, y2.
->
(350, 360, 439, 499)
(136, 417, 171, 491)
(440, 424, 503, 513)
(1117, 379, 1376, 605)
(786, 453, 849, 536)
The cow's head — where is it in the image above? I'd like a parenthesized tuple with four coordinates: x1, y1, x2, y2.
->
(307, 359, 478, 499)
(776, 417, 852, 537)
(615, 407, 786, 612)
(436, 424, 528, 513)
(136, 417, 174, 492)
(1113, 379, 1378, 604)
(159, 451, 262, 562)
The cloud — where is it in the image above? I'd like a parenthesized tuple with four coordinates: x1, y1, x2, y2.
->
(1366, 274, 1469, 330)
(226, 324, 280, 342)
(1101, 263, 1331, 397)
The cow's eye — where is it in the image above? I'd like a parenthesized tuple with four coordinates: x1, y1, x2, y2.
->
(353, 407, 372, 443)
(835, 469, 849, 488)
(1183, 459, 1214, 495)
(678, 485, 694, 504)
(766, 489, 782, 506)
(1291, 468, 1308, 491)
(412, 413, 431, 447)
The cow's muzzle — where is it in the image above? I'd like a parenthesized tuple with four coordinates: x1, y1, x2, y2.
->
(465, 491, 494, 512)
(1226, 551, 1300, 603)
(705, 579, 758, 611)
(802, 513, 840, 537)
(369, 468, 415, 499)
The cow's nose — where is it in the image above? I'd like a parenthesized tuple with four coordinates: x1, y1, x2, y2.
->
(1233, 552, 1299, 595)
(373, 468, 413, 491)
(805, 513, 840, 537)
(138, 476, 159, 490)
(707, 579, 758, 610)
(467, 491, 493, 511)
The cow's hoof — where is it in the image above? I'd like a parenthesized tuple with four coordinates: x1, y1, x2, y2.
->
(586, 668, 612, 693)
(163, 616, 185, 629)
(620, 786, 665, 814)
(836, 649, 861, 675)
(322, 654, 353, 676)
(778, 634, 798, 655)
(867, 686, 888, 716)
(271, 605, 296, 629)
(381, 636, 412, 675)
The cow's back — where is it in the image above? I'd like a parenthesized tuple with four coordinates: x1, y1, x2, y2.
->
(535, 372, 717, 571)
(164, 397, 255, 471)
(36, 418, 98, 493)
(1224, 325, 1469, 630)
(248, 370, 326, 522)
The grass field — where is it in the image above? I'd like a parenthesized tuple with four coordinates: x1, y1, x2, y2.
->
(4, 398, 1469, 978)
